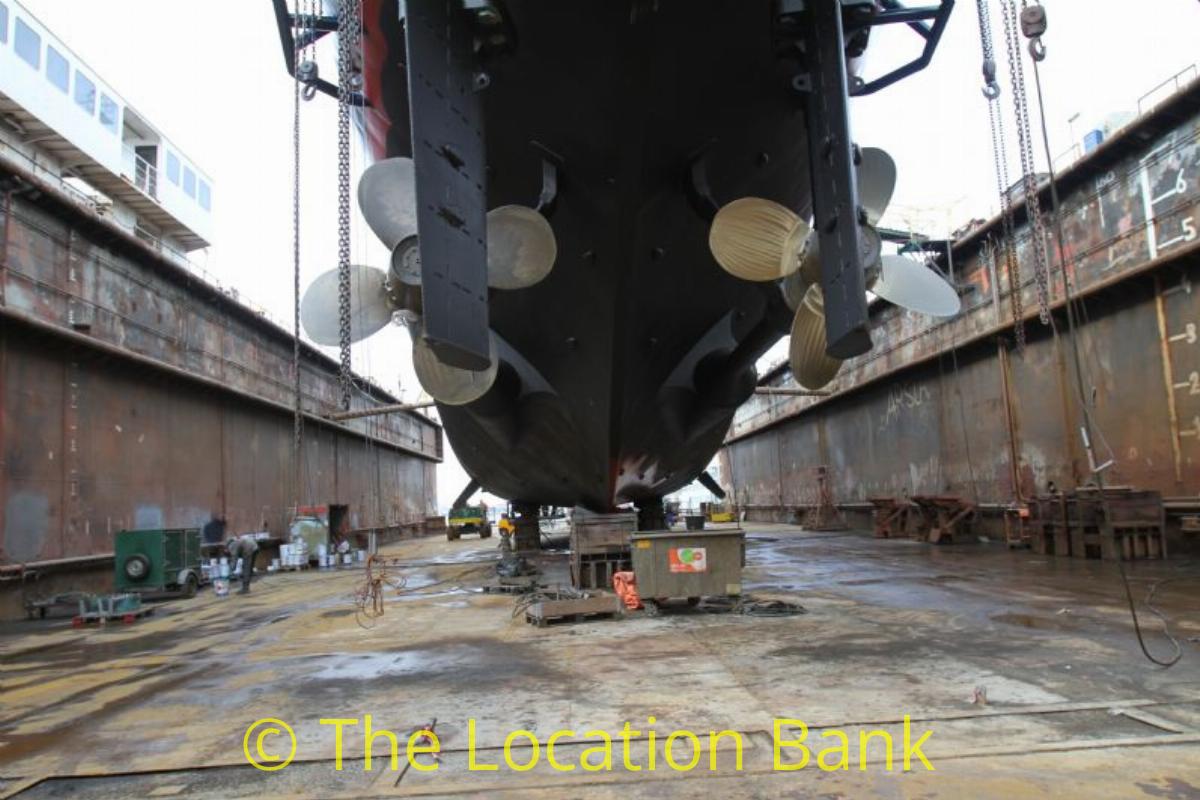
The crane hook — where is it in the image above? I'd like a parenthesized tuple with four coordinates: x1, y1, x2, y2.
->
(981, 57, 1001, 99)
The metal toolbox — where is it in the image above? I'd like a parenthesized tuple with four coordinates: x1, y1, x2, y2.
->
(630, 529, 745, 601)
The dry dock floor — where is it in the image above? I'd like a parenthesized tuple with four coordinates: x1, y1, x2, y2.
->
(2, 524, 1200, 798)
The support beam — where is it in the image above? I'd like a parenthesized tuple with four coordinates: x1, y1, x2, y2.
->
(324, 401, 436, 422)
(802, 0, 871, 360)
(697, 471, 727, 500)
(754, 386, 832, 397)
(451, 479, 481, 511)
(512, 501, 541, 551)
(636, 498, 667, 531)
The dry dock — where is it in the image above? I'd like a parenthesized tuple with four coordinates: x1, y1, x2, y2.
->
(2, 525, 1198, 798)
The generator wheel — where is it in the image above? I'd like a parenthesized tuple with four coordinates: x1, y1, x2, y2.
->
(123, 554, 150, 581)
(182, 573, 199, 599)
(481, 525, 492, 539)
(448, 530, 461, 541)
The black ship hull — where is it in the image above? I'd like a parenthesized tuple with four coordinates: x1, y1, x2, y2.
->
(363, 1, 812, 510)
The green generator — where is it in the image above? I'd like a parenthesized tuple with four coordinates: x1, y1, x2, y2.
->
(114, 528, 202, 597)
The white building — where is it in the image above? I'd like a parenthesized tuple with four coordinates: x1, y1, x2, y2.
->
(0, 0, 211, 259)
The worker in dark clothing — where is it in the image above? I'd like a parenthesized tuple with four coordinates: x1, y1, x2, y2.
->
(226, 535, 260, 594)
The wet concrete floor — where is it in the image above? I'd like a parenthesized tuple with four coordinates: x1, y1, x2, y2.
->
(2, 525, 1200, 798)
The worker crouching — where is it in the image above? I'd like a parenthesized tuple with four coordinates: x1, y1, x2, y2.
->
(226, 535, 260, 595)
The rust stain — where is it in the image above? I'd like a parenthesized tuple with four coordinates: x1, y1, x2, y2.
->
(0, 192, 442, 566)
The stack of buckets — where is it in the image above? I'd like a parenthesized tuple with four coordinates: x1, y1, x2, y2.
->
(310, 544, 365, 568)
(212, 557, 230, 597)
(279, 539, 309, 569)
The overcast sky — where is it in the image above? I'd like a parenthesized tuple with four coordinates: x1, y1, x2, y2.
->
(21, 0, 1200, 511)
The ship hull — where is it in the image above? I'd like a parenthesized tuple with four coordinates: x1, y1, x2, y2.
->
(362, 0, 811, 510)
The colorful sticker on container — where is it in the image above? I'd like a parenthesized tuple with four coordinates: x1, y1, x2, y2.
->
(669, 547, 707, 573)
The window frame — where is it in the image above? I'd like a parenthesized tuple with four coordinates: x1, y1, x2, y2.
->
(182, 166, 196, 199)
(98, 93, 120, 135)
(198, 179, 211, 211)
(0, 3, 10, 46)
(14, 16, 40, 69)
(165, 151, 181, 185)
(74, 70, 96, 116)
(45, 44, 69, 94)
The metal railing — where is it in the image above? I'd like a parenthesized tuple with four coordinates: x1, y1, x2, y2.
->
(1138, 64, 1198, 116)
(1, 137, 281, 326)
(1053, 143, 1082, 172)
(133, 154, 158, 199)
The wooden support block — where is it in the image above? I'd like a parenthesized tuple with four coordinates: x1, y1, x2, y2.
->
(525, 595, 623, 627)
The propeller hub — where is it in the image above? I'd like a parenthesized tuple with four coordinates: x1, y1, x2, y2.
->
(390, 236, 423, 286)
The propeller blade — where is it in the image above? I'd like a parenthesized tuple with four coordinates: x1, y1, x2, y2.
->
(300, 265, 394, 346)
(874, 255, 962, 317)
(789, 284, 844, 390)
(413, 330, 498, 405)
(857, 147, 896, 226)
(358, 157, 418, 250)
(709, 197, 809, 282)
(486, 205, 558, 290)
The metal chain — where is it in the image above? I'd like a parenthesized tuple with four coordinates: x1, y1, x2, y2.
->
(1001, 0, 1052, 325)
(991, 100, 1026, 350)
(291, 2, 306, 508)
(976, 0, 1025, 350)
(336, 0, 359, 410)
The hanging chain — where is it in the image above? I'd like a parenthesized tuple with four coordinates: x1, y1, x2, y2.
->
(976, 0, 1025, 350)
(1001, 0, 1052, 325)
(291, 1, 311, 509)
(336, 0, 359, 410)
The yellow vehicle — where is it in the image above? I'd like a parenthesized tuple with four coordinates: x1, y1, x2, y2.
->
(705, 502, 736, 524)
(447, 504, 492, 541)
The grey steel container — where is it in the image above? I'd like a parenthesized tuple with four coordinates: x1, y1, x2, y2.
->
(630, 529, 745, 601)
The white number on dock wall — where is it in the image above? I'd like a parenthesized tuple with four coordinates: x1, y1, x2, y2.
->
(1157, 216, 1197, 252)
(1169, 323, 1198, 344)
(1172, 371, 1200, 395)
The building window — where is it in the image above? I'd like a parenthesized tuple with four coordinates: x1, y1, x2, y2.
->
(0, 3, 9, 45)
(198, 179, 211, 211)
(46, 45, 69, 93)
(14, 17, 39, 69)
(183, 166, 196, 199)
(99, 93, 120, 134)
(166, 151, 180, 185)
(74, 71, 96, 115)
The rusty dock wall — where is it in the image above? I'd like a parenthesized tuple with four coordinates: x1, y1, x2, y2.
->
(720, 80, 1200, 538)
(0, 151, 442, 599)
